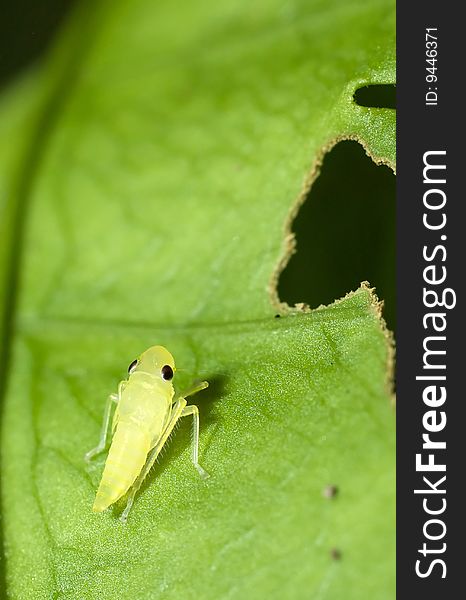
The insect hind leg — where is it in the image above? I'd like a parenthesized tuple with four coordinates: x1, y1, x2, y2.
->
(180, 404, 209, 480)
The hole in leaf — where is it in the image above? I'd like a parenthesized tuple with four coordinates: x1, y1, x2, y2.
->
(353, 85, 396, 109)
(278, 140, 396, 330)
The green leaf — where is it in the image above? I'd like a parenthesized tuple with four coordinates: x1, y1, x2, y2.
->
(0, 1, 395, 598)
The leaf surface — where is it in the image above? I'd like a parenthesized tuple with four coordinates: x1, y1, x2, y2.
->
(0, 0, 395, 598)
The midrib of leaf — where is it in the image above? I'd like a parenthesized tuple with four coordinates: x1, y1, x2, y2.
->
(0, 1, 110, 592)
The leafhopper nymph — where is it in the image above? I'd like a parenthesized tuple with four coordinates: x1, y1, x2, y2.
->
(85, 345, 209, 522)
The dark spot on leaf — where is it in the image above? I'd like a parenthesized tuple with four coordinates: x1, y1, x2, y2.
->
(330, 547, 342, 561)
(323, 484, 338, 499)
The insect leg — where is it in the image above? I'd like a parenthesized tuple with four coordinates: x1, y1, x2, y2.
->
(176, 380, 209, 402)
(120, 399, 187, 523)
(84, 391, 120, 462)
(180, 404, 209, 480)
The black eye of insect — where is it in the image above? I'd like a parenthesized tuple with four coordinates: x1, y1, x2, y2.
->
(161, 364, 174, 380)
(128, 359, 138, 374)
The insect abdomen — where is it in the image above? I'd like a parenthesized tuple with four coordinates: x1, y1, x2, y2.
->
(93, 421, 150, 513)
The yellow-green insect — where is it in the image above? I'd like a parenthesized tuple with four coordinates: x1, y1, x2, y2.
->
(85, 345, 209, 523)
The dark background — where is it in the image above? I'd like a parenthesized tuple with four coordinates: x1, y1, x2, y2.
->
(0, 0, 76, 91)
(397, 3, 464, 597)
